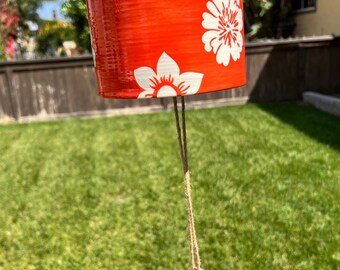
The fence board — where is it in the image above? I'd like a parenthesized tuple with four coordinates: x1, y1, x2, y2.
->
(0, 73, 13, 119)
(1, 37, 340, 122)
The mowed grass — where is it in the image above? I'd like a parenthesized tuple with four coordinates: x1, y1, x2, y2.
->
(0, 103, 339, 270)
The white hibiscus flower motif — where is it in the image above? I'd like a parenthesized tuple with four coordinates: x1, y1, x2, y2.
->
(134, 52, 204, 99)
(202, 0, 244, 66)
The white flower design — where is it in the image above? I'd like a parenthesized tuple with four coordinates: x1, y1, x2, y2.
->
(202, 0, 244, 66)
(134, 52, 204, 99)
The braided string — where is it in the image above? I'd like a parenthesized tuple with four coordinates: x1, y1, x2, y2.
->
(173, 96, 202, 270)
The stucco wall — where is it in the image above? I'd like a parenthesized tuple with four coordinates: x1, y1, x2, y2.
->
(294, 0, 340, 36)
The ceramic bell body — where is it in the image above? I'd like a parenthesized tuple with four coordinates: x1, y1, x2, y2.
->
(86, 0, 246, 99)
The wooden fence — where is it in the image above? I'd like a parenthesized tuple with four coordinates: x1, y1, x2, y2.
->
(1, 36, 339, 122)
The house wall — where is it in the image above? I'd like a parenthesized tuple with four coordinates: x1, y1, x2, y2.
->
(294, 0, 340, 36)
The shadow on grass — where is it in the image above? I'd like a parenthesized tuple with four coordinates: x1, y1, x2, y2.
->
(256, 102, 340, 153)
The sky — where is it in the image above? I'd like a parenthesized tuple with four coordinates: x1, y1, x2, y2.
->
(37, 0, 65, 20)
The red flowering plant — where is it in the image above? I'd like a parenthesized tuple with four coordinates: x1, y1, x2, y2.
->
(0, 0, 19, 60)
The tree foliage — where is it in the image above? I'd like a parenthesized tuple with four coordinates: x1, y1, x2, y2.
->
(61, 0, 91, 53)
(35, 20, 74, 56)
(245, 0, 294, 40)
(13, 0, 44, 37)
(15, 0, 43, 24)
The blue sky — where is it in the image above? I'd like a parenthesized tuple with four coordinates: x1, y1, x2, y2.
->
(37, 0, 65, 20)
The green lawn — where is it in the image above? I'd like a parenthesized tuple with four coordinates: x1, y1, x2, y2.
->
(0, 103, 339, 270)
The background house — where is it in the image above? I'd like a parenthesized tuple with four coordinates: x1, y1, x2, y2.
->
(293, 0, 340, 36)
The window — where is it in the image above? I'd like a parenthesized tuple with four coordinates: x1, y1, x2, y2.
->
(292, 0, 316, 12)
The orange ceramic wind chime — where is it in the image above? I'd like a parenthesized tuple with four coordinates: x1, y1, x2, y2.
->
(86, 0, 246, 268)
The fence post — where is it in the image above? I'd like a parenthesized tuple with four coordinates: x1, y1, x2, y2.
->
(298, 43, 306, 97)
(5, 67, 19, 121)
